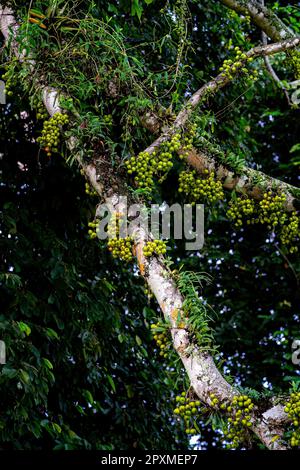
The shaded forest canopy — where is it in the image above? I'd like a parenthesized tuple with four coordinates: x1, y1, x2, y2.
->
(0, 0, 300, 450)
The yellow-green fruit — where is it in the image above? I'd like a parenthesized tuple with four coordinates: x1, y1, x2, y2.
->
(179, 168, 224, 204)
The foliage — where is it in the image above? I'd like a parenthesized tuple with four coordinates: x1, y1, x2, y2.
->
(1, 0, 300, 451)
(175, 270, 216, 353)
(0, 98, 185, 449)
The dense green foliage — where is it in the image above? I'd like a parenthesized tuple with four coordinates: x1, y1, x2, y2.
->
(1, 0, 300, 450)
(0, 96, 188, 449)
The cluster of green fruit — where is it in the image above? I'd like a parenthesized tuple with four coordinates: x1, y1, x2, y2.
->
(88, 220, 99, 240)
(280, 212, 299, 253)
(144, 285, 153, 299)
(85, 182, 98, 197)
(80, 169, 97, 197)
(125, 150, 157, 190)
(241, 13, 251, 26)
(288, 50, 300, 80)
(36, 112, 69, 157)
(107, 237, 133, 261)
(150, 322, 170, 359)
(226, 197, 256, 228)
(219, 46, 258, 82)
(31, 95, 48, 120)
(173, 392, 201, 435)
(227, 9, 237, 18)
(103, 114, 113, 126)
(209, 392, 220, 408)
(221, 395, 253, 449)
(1, 63, 16, 97)
(174, 0, 188, 36)
(226, 192, 299, 252)
(157, 134, 182, 182)
(227, 10, 250, 26)
(257, 192, 287, 227)
(179, 123, 197, 159)
(284, 391, 300, 447)
(178, 168, 224, 204)
(107, 213, 134, 262)
(143, 239, 167, 257)
(125, 133, 183, 190)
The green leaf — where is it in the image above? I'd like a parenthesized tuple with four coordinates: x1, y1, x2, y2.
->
(107, 374, 116, 393)
(118, 333, 124, 343)
(283, 376, 300, 382)
(108, 4, 118, 14)
(17, 321, 31, 336)
(140, 346, 148, 357)
(47, 294, 56, 305)
(135, 335, 142, 346)
(1, 366, 18, 379)
(44, 328, 59, 340)
(125, 384, 134, 398)
(83, 389, 94, 404)
(131, 0, 143, 19)
(290, 143, 300, 153)
(0, 273, 22, 288)
(52, 423, 62, 434)
(42, 358, 53, 370)
(19, 369, 30, 384)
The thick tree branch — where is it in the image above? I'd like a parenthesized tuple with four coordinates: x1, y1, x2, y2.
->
(259, 0, 290, 105)
(185, 147, 299, 211)
(219, 0, 295, 41)
(144, 37, 300, 156)
(174, 38, 300, 128)
(0, 5, 290, 450)
(141, 38, 300, 211)
(140, 106, 300, 209)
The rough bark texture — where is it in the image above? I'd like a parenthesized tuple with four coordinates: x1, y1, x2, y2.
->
(141, 37, 300, 210)
(144, 37, 300, 156)
(219, 0, 295, 41)
(175, 38, 300, 128)
(186, 148, 299, 211)
(258, 0, 291, 104)
(0, 4, 292, 450)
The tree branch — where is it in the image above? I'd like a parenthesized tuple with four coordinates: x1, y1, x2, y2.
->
(185, 147, 299, 211)
(144, 37, 300, 157)
(259, 0, 291, 105)
(140, 38, 300, 210)
(137, 112, 299, 212)
(175, 38, 300, 128)
(0, 4, 291, 450)
(219, 0, 295, 41)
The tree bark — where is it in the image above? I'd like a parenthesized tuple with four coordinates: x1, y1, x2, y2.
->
(219, 0, 295, 41)
(0, 4, 291, 450)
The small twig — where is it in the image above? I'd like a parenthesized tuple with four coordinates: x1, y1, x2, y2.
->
(260, 0, 291, 105)
(274, 242, 299, 285)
